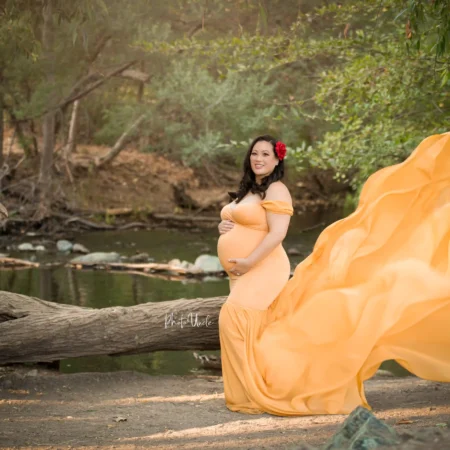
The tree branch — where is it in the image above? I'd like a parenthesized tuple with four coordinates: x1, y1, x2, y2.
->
(16, 60, 138, 123)
(95, 114, 146, 169)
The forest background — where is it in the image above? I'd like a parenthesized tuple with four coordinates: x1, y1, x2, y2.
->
(1, 4, 450, 447)
(1, 0, 449, 225)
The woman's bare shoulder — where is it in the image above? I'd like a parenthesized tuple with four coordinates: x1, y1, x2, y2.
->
(266, 181, 292, 203)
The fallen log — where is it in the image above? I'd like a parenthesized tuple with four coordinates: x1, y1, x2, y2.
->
(64, 215, 116, 230)
(0, 257, 226, 279)
(105, 207, 133, 216)
(118, 221, 149, 230)
(51, 210, 219, 230)
(67, 261, 226, 278)
(0, 291, 225, 365)
(0, 257, 39, 269)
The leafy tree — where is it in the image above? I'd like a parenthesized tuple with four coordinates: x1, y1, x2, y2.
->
(405, 0, 450, 62)
(2, 0, 450, 215)
(97, 60, 278, 168)
(140, 0, 450, 190)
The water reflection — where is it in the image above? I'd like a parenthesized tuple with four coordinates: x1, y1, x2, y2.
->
(0, 266, 230, 307)
(0, 265, 229, 375)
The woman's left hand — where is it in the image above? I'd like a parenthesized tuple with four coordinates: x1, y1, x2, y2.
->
(228, 258, 252, 277)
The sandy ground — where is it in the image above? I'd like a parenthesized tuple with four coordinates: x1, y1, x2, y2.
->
(0, 368, 449, 449)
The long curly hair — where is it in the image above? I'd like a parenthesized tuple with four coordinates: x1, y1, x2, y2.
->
(230, 135, 285, 203)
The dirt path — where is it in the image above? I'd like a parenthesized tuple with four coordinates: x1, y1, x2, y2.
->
(0, 368, 449, 449)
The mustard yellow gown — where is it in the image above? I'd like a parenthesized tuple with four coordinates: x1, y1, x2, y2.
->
(217, 132, 450, 416)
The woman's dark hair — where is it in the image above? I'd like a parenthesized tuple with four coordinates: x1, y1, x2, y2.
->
(230, 135, 285, 203)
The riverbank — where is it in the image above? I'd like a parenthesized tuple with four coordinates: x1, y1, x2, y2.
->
(0, 136, 348, 237)
(0, 367, 449, 449)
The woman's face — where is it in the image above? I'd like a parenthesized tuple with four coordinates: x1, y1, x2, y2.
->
(250, 140, 278, 181)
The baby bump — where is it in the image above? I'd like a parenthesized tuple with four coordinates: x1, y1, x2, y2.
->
(217, 225, 265, 272)
(227, 248, 291, 310)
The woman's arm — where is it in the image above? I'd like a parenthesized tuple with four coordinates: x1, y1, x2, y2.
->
(246, 210, 290, 266)
(228, 182, 292, 275)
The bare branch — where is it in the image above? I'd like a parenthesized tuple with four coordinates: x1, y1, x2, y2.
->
(95, 114, 146, 169)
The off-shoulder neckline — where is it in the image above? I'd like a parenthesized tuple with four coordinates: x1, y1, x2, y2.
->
(228, 199, 292, 211)
(229, 200, 261, 211)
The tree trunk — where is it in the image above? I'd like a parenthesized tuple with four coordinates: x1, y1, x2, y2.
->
(25, 82, 39, 156)
(38, 0, 56, 218)
(137, 61, 148, 151)
(29, 120, 39, 156)
(63, 99, 80, 161)
(95, 114, 146, 169)
(0, 87, 4, 168)
(6, 107, 34, 158)
(62, 99, 79, 182)
(0, 291, 225, 365)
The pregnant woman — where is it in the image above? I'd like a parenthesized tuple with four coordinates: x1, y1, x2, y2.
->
(217, 133, 450, 416)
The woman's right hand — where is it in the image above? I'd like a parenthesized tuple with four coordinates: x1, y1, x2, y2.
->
(218, 220, 234, 235)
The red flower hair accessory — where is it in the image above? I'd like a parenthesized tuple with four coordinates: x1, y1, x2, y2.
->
(275, 141, 287, 160)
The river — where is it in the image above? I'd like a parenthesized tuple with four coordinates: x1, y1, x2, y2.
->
(0, 208, 408, 377)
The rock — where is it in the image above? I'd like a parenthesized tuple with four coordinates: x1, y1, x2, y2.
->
(72, 243, 90, 254)
(18, 243, 34, 251)
(1, 379, 12, 389)
(287, 247, 302, 256)
(323, 406, 401, 449)
(375, 369, 395, 378)
(129, 252, 150, 263)
(180, 260, 197, 270)
(202, 276, 223, 282)
(192, 352, 222, 371)
(57, 240, 73, 252)
(194, 255, 223, 272)
(393, 428, 449, 449)
(26, 369, 38, 377)
(0, 253, 9, 258)
(168, 258, 182, 267)
(112, 416, 127, 423)
(70, 252, 121, 265)
(34, 245, 46, 252)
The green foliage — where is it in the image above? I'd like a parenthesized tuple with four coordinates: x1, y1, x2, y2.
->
(155, 61, 278, 165)
(97, 60, 280, 166)
(406, 0, 450, 60)
(1, 0, 111, 120)
(94, 101, 146, 146)
(3, 0, 450, 195)
(311, 42, 449, 187)
(141, 0, 450, 188)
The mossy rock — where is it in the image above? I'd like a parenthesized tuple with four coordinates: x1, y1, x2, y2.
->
(323, 406, 401, 449)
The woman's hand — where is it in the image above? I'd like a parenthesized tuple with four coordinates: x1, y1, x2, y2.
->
(218, 220, 234, 235)
(228, 258, 253, 277)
